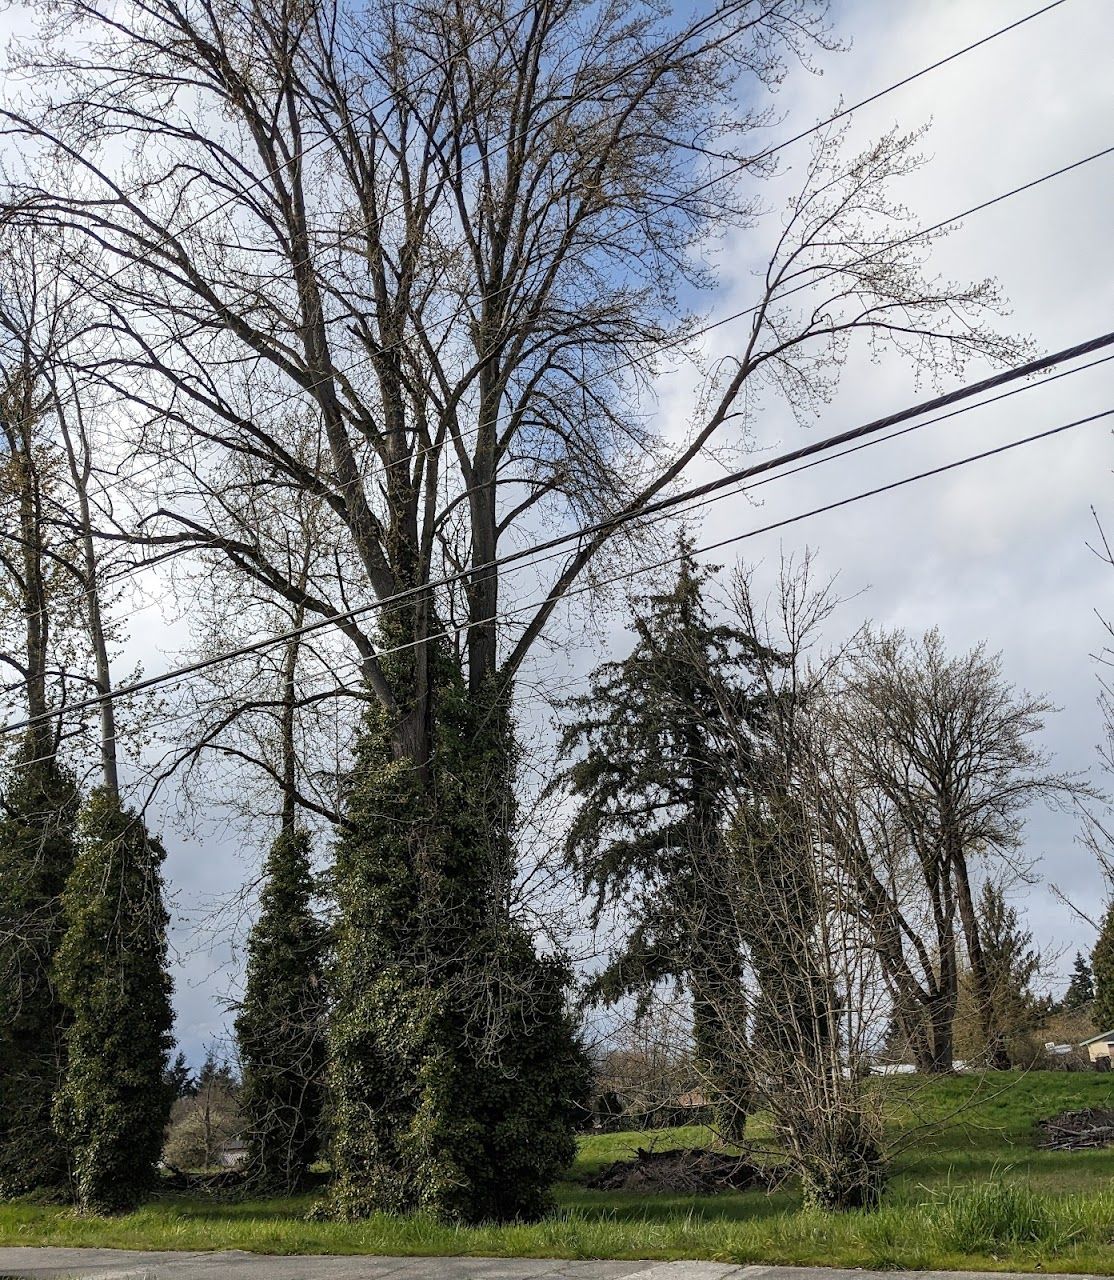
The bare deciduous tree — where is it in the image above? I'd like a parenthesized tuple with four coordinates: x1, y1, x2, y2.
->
(830, 629, 1079, 1071)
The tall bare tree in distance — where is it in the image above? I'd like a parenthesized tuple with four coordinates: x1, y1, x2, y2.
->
(827, 630, 1077, 1071)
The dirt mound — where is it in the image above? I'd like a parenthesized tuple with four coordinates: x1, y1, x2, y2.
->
(1037, 1108, 1114, 1150)
(586, 1146, 774, 1194)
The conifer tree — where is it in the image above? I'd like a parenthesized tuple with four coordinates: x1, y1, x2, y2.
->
(235, 825, 328, 1193)
(326, 664, 591, 1223)
(556, 543, 778, 1141)
(52, 788, 174, 1213)
(0, 742, 79, 1197)
(1062, 952, 1095, 1011)
(977, 881, 1042, 1063)
(1092, 902, 1114, 1032)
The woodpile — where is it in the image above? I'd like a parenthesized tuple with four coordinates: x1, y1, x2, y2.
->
(1037, 1109, 1114, 1150)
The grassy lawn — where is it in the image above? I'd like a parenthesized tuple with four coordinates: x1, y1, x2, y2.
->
(3, 1071, 1114, 1271)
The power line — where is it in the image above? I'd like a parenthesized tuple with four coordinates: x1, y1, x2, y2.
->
(316, 407, 1114, 668)
(7, 383, 1111, 780)
(643, 0, 1072, 226)
(7, 337, 1113, 735)
(2, 330, 1110, 737)
(10, 341, 1114, 773)
(109, 139, 1114, 503)
(3, 12, 1096, 682)
(30, 136, 1108, 636)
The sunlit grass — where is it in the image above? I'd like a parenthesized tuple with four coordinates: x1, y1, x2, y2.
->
(3, 1071, 1114, 1271)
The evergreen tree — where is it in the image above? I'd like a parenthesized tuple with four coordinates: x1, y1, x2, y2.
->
(1093, 901, 1114, 1031)
(235, 826, 328, 1193)
(0, 741, 79, 1197)
(163, 1051, 196, 1101)
(52, 788, 175, 1213)
(325, 664, 591, 1223)
(1062, 952, 1094, 1012)
(163, 1053, 240, 1171)
(978, 881, 1042, 1059)
(556, 544, 778, 1142)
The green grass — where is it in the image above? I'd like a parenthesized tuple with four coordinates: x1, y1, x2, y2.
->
(3, 1072, 1114, 1271)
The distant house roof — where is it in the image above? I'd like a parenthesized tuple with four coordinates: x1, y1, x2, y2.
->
(676, 1089, 708, 1108)
(1079, 1030, 1114, 1046)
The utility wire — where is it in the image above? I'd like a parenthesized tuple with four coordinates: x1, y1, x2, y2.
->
(2, 331, 1110, 737)
(361, 405, 1114, 667)
(38, 136, 1112, 623)
(8, 384, 1111, 778)
(8, 342, 1112, 772)
(46, 393, 1114, 763)
(2, 6, 1092, 658)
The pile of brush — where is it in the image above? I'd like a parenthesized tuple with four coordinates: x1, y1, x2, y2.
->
(1037, 1108, 1114, 1150)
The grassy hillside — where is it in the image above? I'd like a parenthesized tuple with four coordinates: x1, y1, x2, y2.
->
(3, 1071, 1114, 1271)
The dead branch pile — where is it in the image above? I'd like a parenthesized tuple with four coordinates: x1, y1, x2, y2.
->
(1037, 1109, 1114, 1150)
(586, 1146, 775, 1193)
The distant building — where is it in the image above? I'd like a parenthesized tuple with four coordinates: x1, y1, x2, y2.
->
(1079, 1030, 1114, 1068)
(218, 1138, 249, 1168)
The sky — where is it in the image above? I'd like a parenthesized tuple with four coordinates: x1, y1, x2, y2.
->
(92, 0, 1114, 1067)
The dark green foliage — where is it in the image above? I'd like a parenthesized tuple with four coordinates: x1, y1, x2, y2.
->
(556, 544, 776, 1141)
(325, 670, 590, 1224)
(1092, 901, 1114, 1032)
(235, 826, 327, 1193)
(52, 788, 175, 1214)
(1062, 952, 1095, 1012)
(163, 1051, 196, 1100)
(978, 881, 1043, 1048)
(0, 740, 79, 1197)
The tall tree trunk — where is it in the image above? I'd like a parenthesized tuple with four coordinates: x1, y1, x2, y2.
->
(55, 400, 119, 797)
(951, 846, 1009, 1068)
(10, 378, 52, 763)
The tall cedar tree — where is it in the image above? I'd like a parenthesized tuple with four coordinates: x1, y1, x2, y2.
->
(235, 826, 328, 1193)
(557, 546, 776, 1141)
(326, 656, 591, 1223)
(1093, 902, 1114, 1032)
(0, 741, 79, 1196)
(52, 788, 174, 1213)
(1063, 953, 1095, 1012)
(977, 881, 1042, 1058)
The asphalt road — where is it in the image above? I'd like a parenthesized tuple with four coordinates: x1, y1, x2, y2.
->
(0, 1255, 1106, 1280)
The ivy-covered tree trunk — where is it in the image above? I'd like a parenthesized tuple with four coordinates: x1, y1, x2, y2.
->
(0, 742, 79, 1198)
(52, 789, 174, 1213)
(325, 672, 590, 1223)
(235, 826, 327, 1194)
